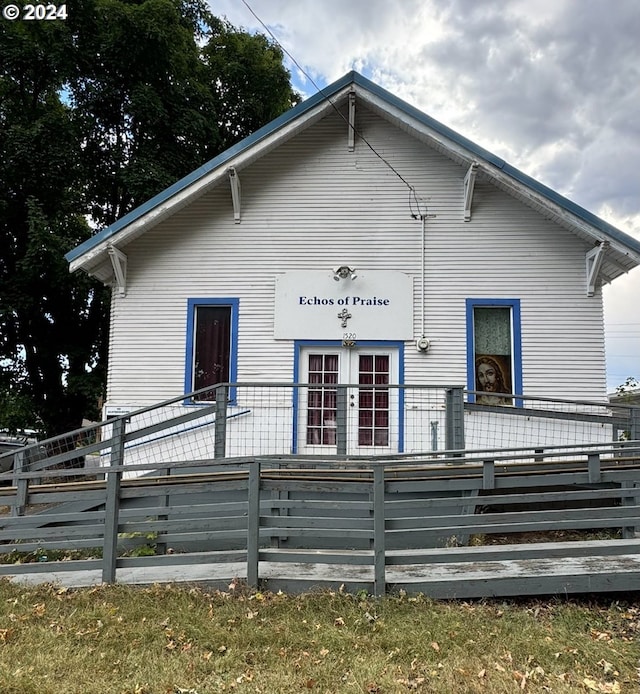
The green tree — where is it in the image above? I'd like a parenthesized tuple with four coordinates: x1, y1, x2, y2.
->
(0, 0, 297, 436)
(0, 19, 106, 436)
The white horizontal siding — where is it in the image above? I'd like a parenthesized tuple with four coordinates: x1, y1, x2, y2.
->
(105, 104, 606, 407)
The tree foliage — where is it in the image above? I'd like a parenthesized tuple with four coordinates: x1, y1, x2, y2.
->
(0, 0, 297, 436)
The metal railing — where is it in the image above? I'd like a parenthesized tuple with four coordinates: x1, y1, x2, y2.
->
(1, 383, 639, 500)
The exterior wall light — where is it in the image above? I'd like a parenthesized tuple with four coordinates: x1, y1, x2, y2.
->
(333, 265, 357, 281)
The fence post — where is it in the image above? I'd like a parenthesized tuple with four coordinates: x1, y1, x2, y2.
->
(621, 482, 639, 539)
(372, 465, 386, 597)
(102, 417, 126, 584)
(588, 453, 601, 484)
(445, 387, 465, 453)
(214, 385, 228, 459)
(336, 385, 348, 455)
(11, 449, 27, 517)
(247, 459, 261, 588)
(482, 460, 495, 490)
(430, 421, 439, 451)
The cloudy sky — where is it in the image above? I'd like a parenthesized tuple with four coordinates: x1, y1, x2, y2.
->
(212, 0, 639, 392)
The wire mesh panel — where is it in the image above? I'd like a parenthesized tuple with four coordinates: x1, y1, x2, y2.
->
(2, 384, 637, 491)
(464, 392, 634, 453)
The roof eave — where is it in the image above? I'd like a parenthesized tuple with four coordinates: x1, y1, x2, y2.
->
(67, 73, 360, 271)
(67, 70, 640, 280)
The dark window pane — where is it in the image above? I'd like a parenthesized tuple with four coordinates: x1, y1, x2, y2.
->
(308, 354, 323, 371)
(375, 410, 388, 427)
(374, 429, 389, 446)
(375, 392, 389, 408)
(359, 411, 373, 427)
(323, 428, 336, 445)
(307, 428, 321, 445)
(359, 355, 373, 372)
(325, 354, 339, 372)
(307, 410, 321, 426)
(193, 306, 231, 395)
(375, 355, 389, 372)
(359, 391, 373, 408)
(323, 391, 337, 408)
(359, 430, 372, 446)
(308, 391, 322, 408)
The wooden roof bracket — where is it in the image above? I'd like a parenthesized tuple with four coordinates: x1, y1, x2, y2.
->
(228, 167, 241, 223)
(108, 245, 127, 297)
(348, 90, 356, 152)
(586, 241, 608, 296)
(463, 161, 478, 221)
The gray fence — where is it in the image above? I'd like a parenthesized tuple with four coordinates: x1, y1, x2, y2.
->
(1, 437, 639, 598)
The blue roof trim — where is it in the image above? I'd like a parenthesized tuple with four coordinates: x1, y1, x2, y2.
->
(67, 70, 640, 263)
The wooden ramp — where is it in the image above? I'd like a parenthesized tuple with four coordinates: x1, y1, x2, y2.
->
(2, 443, 640, 599)
(3, 540, 640, 599)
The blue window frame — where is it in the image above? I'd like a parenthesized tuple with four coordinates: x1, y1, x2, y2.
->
(466, 299, 522, 406)
(184, 298, 239, 404)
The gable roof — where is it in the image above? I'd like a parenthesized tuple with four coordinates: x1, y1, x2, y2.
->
(66, 70, 640, 284)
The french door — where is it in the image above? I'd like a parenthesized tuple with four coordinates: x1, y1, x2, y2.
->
(298, 347, 400, 454)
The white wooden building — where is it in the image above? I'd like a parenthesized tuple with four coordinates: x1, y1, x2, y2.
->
(67, 72, 640, 457)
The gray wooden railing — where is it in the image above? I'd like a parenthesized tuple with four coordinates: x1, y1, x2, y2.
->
(1, 440, 639, 598)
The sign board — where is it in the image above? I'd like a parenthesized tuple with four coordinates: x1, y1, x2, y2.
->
(104, 406, 135, 419)
(274, 270, 413, 340)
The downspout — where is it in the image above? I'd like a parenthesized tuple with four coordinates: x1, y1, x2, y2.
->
(415, 213, 431, 353)
(421, 214, 426, 340)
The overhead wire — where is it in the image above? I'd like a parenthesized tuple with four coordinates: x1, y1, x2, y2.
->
(238, 0, 429, 219)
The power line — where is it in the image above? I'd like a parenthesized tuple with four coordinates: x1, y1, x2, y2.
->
(238, 0, 428, 217)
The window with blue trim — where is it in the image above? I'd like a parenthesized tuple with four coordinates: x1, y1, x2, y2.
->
(185, 299, 238, 402)
(466, 299, 522, 405)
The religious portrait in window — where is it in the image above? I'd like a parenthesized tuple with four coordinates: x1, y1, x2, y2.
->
(473, 306, 514, 406)
(475, 354, 512, 405)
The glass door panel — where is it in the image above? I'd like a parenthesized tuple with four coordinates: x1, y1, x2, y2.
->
(299, 347, 398, 454)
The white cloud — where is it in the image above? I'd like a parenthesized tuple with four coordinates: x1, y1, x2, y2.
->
(212, 0, 640, 389)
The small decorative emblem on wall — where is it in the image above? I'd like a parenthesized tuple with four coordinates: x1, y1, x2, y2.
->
(337, 308, 352, 328)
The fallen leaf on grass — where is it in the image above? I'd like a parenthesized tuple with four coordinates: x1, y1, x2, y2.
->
(430, 641, 440, 652)
(396, 676, 425, 689)
(582, 679, 620, 693)
(513, 670, 528, 690)
(597, 659, 618, 676)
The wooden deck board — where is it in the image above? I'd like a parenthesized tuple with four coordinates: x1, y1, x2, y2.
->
(3, 551, 639, 599)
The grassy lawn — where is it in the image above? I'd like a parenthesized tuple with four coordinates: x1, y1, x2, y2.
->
(0, 581, 637, 693)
